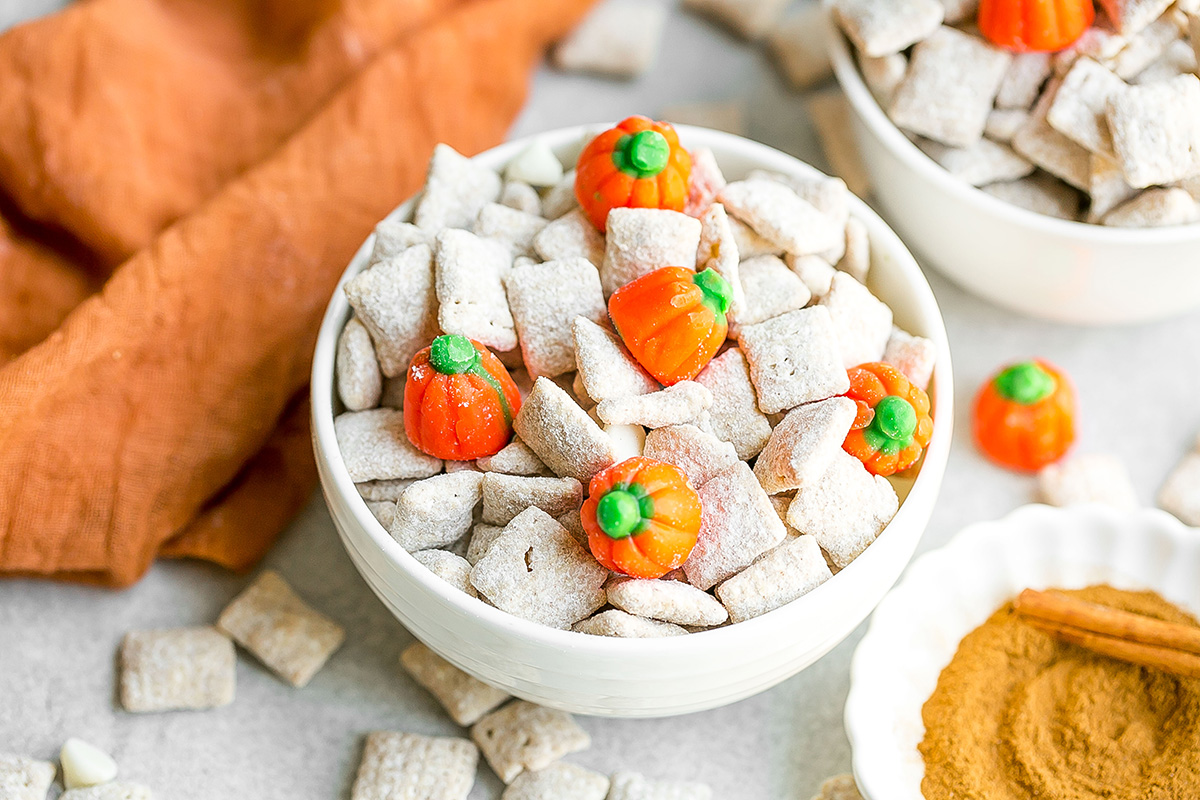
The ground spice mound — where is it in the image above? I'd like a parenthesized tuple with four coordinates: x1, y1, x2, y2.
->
(920, 585, 1200, 800)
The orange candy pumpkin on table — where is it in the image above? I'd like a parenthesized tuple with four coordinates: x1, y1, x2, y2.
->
(978, 0, 1094, 52)
(973, 359, 1077, 472)
(404, 334, 523, 461)
(842, 362, 934, 477)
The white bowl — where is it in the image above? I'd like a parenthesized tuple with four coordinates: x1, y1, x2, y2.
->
(827, 21, 1200, 326)
(845, 504, 1200, 799)
(311, 124, 954, 717)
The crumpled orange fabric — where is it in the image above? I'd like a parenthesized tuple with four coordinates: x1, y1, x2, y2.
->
(0, 0, 596, 587)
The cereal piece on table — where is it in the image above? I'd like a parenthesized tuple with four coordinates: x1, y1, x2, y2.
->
(573, 610, 690, 637)
(832, 0, 944, 57)
(859, 52, 908, 106)
(370, 219, 428, 263)
(684, 0, 790, 39)
(500, 181, 543, 217)
(837, 217, 870, 283)
(917, 137, 1035, 186)
(685, 147, 728, 217)
(357, 477, 415, 502)
(119, 626, 235, 711)
(997, 52, 1053, 109)
(435, 229, 517, 352)
(788, 254, 838, 299)
(414, 144, 502, 232)
(768, 4, 834, 90)
(695, 204, 745, 320)
(400, 642, 510, 726)
(754, 397, 858, 494)
(1109, 10, 1187, 80)
(1099, 0, 1174, 36)
(806, 90, 873, 197)
(739, 306, 851, 414)
(601, 209, 703, 295)
(474, 203, 547, 258)
(1103, 187, 1200, 226)
(694, 348, 772, 459)
(727, 214, 784, 259)
(607, 576, 729, 627)
(336, 409, 443, 483)
(481, 473, 583, 526)
(608, 771, 714, 800)
(470, 508, 608, 628)
(505, 140, 564, 188)
(513, 377, 616, 482)
(684, 462, 788, 590)
(719, 179, 842, 257)
(0, 753, 55, 800)
(472, 701, 590, 784)
(217, 571, 344, 687)
(505, 258, 606, 379)
(787, 450, 899, 568)
(366, 500, 396, 530)
(541, 169, 578, 221)
(597, 382, 713, 429)
(466, 523, 506, 565)
(889, 27, 1012, 148)
(716, 534, 833, 622)
(1158, 451, 1200, 526)
(337, 317, 382, 412)
(552, 0, 667, 79)
(1106, 74, 1200, 187)
(659, 101, 747, 136)
(60, 784, 152, 800)
(1046, 58, 1127, 155)
(344, 243, 438, 377)
(643, 424, 739, 488)
(389, 472, 484, 551)
(412, 550, 478, 597)
(1012, 81, 1093, 190)
(981, 172, 1083, 220)
(735, 255, 811, 328)
(985, 109, 1030, 143)
(819, 272, 893, 368)
(812, 774, 866, 800)
(477, 439, 549, 476)
(533, 208, 605, 268)
(502, 762, 610, 800)
(1037, 453, 1138, 509)
(883, 328, 936, 390)
(351, 732, 478, 800)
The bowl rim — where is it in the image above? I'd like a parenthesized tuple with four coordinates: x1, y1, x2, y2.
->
(311, 122, 955, 656)
(824, 14, 1200, 245)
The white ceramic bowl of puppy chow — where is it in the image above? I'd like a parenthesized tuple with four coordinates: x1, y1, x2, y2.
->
(845, 504, 1200, 800)
(311, 124, 954, 717)
(826, 23, 1200, 326)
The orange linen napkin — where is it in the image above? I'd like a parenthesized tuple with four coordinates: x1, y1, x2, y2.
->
(0, 0, 596, 586)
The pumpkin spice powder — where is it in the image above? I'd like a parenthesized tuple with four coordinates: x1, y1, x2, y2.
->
(920, 585, 1200, 800)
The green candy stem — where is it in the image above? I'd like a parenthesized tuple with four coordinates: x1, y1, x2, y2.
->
(863, 395, 917, 455)
(693, 268, 732, 319)
(596, 489, 643, 540)
(429, 334, 480, 375)
(612, 131, 670, 179)
(994, 361, 1056, 405)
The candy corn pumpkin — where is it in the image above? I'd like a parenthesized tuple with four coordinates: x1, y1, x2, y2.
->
(979, 0, 1094, 52)
(404, 334, 522, 461)
(973, 359, 1076, 472)
(574, 116, 692, 231)
(842, 363, 934, 477)
(608, 266, 732, 386)
(582, 457, 703, 579)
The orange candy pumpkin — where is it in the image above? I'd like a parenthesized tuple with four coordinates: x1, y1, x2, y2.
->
(973, 359, 1076, 472)
(608, 266, 732, 386)
(574, 116, 692, 231)
(842, 363, 934, 477)
(979, 0, 1094, 52)
(582, 457, 703, 579)
(404, 334, 522, 461)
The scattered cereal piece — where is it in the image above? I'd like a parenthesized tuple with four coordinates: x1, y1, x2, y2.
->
(366, 500, 396, 530)
(337, 316, 383, 412)
(0, 753, 56, 800)
(400, 642, 510, 725)
(1037, 453, 1138, 509)
(719, 179, 843, 257)
(597, 382, 714, 429)
(390, 472, 484, 551)
(60, 783, 152, 800)
(61, 738, 117, 790)
(357, 477, 416, 502)
(716, 534, 833, 622)
(506, 258, 607, 378)
(643, 424, 739, 488)
(351, 732, 478, 800)
(470, 508, 608, 628)
(501, 181, 543, 217)
(601, 209, 703, 295)
(435, 229, 518, 352)
(1103, 187, 1200, 226)
(695, 204, 745, 320)
(985, 108, 1030, 143)
(502, 762, 610, 800)
(414, 144, 502, 232)
(695, 348, 774, 459)
(474, 203, 547, 258)
(1107, 74, 1200, 187)
(466, 523, 506, 566)
(787, 450, 899, 568)
(477, 439, 549, 476)
(412, 549, 479, 597)
(889, 26, 1012, 148)
(1047, 58, 1126, 156)
(736, 255, 812, 327)
(1158, 451, 1200, 526)
(541, 169, 579, 221)
(788, 254, 838, 299)
(335, 409, 443, 483)
(1013, 80, 1094, 191)
(997, 52, 1053, 109)
(604, 422, 647, 462)
(344, 243, 438, 377)
(513, 378, 616, 483)
(481, 473, 583, 526)
(836, 217, 871, 283)
(659, 100, 748, 136)
(754, 397, 859, 494)
(858, 52, 908, 106)
(833, 0, 945, 57)
(1099, 0, 1174, 36)
(533, 208, 606, 268)
(607, 576, 729, 627)
(505, 141, 565, 188)
(684, 147, 728, 217)
(883, 328, 936, 390)
(217, 571, 344, 687)
(552, 0, 667, 79)
(811, 774, 866, 800)
(685, 0, 790, 39)
(768, 4, 834, 89)
(981, 173, 1083, 220)
(684, 462, 788, 590)
(572, 318, 660, 403)
(608, 771, 714, 800)
(806, 90, 873, 197)
(119, 626, 235, 712)
(370, 219, 428, 264)
(918, 137, 1035, 186)
(573, 610, 690, 637)
(820, 272, 893, 368)
(472, 703, 591, 786)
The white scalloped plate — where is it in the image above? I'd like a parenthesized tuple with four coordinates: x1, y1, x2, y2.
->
(845, 504, 1200, 800)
